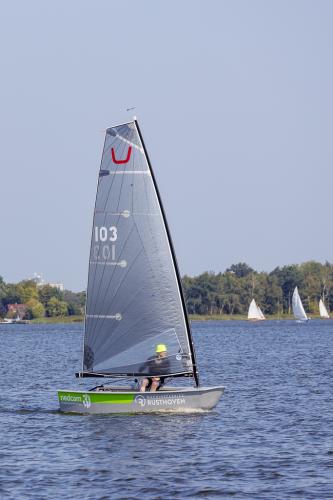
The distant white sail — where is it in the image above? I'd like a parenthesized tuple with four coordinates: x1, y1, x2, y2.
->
(248, 299, 265, 320)
(319, 299, 330, 319)
(257, 306, 266, 320)
(292, 287, 308, 321)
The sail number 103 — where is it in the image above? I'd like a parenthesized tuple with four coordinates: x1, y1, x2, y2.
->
(94, 226, 118, 242)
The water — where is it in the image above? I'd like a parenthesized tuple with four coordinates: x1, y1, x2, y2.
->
(0, 320, 333, 499)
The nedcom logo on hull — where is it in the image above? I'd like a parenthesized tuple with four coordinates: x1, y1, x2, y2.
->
(59, 394, 91, 408)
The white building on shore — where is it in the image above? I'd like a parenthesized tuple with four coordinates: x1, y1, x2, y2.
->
(33, 273, 65, 292)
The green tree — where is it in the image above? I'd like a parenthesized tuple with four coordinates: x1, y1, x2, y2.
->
(271, 265, 303, 313)
(62, 290, 85, 315)
(38, 285, 63, 307)
(67, 302, 83, 315)
(323, 261, 333, 312)
(0, 276, 6, 295)
(25, 299, 45, 319)
(196, 272, 219, 314)
(16, 280, 38, 303)
(0, 276, 7, 317)
(183, 275, 207, 314)
(2, 283, 21, 307)
(221, 272, 242, 314)
(263, 274, 283, 315)
(226, 263, 254, 278)
(46, 297, 68, 317)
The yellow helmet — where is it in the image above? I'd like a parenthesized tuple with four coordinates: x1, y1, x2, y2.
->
(155, 343, 167, 353)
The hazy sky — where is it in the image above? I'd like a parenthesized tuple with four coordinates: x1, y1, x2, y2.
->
(1, 1, 332, 291)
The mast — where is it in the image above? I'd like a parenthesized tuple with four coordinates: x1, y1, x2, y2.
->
(134, 120, 199, 387)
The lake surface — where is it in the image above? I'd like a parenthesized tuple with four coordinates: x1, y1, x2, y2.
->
(0, 320, 332, 499)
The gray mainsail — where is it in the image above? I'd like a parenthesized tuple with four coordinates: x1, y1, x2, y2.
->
(79, 120, 198, 383)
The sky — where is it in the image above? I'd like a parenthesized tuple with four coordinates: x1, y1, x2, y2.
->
(0, 0, 332, 291)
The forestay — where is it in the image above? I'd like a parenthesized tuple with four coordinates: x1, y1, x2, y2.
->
(79, 120, 197, 382)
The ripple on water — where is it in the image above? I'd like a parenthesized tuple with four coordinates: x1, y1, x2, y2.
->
(0, 321, 333, 499)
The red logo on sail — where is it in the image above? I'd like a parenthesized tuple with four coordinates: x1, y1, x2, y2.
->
(111, 146, 132, 164)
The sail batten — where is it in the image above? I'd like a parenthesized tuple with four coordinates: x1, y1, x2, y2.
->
(106, 170, 150, 175)
(81, 120, 198, 383)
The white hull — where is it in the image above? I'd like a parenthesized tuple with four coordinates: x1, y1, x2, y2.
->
(58, 386, 224, 414)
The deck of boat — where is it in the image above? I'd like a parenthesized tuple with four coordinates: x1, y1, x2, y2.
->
(85, 385, 223, 393)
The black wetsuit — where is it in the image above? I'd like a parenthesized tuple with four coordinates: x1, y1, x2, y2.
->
(138, 355, 171, 389)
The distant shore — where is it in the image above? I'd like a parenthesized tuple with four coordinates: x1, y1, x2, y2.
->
(190, 314, 294, 321)
(23, 313, 328, 324)
(190, 314, 328, 320)
(30, 315, 83, 324)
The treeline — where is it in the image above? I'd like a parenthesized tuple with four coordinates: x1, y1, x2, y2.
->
(1, 260, 332, 319)
(182, 261, 333, 316)
(0, 277, 85, 319)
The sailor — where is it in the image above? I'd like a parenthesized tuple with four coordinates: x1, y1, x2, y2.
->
(139, 344, 170, 392)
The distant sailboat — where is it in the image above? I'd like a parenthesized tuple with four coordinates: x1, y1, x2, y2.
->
(319, 298, 330, 319)
(248, 299, 265, 321)
(292, 287, 308, 322)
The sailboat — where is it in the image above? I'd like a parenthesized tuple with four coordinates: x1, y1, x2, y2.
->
(292, 287, 309, 322)
(58, 119, 224, 414)
(247, 298, 265, 321)
(319, 298, 330, 319)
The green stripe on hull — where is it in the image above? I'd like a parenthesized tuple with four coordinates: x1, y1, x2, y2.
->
(58, 391, 135, 405)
